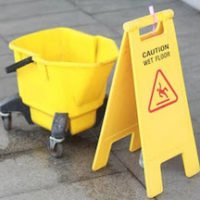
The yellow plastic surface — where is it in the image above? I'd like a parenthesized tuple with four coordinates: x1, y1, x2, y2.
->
(9, 27, 118, 134)
(92, 9, 200, 198)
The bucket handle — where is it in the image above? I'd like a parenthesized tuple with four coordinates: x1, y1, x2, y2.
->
(5, 57, 33, 73)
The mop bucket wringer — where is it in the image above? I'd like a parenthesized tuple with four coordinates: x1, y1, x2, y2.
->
(0, 28, 118, 157)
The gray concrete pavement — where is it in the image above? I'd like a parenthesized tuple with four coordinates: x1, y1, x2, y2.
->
(0, 0, 200, 199)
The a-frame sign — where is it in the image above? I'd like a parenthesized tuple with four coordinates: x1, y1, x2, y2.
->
(92, 10, 200, 198)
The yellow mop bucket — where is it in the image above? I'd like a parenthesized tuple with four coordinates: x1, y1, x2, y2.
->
(0, 27, 118, 157)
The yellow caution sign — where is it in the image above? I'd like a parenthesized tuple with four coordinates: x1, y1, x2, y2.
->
(92, 9, 200, 198)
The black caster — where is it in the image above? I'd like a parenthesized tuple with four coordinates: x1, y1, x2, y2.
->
(48, 138, 64, 158)
(0, 94, 33, 130)
(1, 112, 12, 131)
(48, 113, 68, 158)
(94, 95, 108, 128)
(139, 151, 144, 168)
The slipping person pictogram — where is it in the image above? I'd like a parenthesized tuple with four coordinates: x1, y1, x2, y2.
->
(157, 82, 168, 98)
(148, 69, 178, 112)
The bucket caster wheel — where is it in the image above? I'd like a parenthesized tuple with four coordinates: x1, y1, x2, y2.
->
(48, 113, 68, 158)
(94, 95, 108, 128)
(48, 137, 64, 158)
(139, 151, 144, 168)
(1, 113, 12, 131)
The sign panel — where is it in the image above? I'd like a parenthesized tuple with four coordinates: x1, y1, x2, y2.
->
(92, 9, 199, 198)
